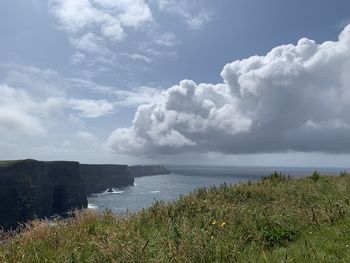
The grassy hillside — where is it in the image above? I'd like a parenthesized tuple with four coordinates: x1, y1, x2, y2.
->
(1, 172, 350, 262)
(0, 160, 19, 168)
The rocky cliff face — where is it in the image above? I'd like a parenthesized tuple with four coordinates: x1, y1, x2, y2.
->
(0, 161, 169, 229)
(0, 160, 87, 230)
(80, 164, 133, 195)
(128, 165, 171, 177)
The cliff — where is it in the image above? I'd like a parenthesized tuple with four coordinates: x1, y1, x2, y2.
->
(0, 159, 87, 230)
(128, 165, 171, 177)
(80, 164, 133, 195)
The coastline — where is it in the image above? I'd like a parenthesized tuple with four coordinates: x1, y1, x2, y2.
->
(2, 173, 350, 262)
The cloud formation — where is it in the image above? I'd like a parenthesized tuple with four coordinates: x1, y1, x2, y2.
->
(68, 98, 114, 118)
(49, 0, 213, 66)
(49, 0, 152, 54)
(107, 24, 350, 156)
(0, 64, 123, 162)
(156, 0, 211, 29)
(0, 84, 47, 137)
(49, 0, 152, 40)
(0, 66, 117, 143)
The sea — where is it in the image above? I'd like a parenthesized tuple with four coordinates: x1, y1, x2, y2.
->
(87, 165, 348, 214)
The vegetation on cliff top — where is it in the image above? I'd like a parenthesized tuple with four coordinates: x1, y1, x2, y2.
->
(1, 172, 350, 262)
(0, 160, 19, 168)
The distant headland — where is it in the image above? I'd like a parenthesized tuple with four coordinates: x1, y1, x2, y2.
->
(0, 159, 170, 230)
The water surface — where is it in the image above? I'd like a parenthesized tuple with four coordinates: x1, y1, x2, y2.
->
(88, 165, 348, 213)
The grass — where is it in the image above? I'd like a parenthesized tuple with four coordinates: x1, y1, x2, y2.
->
(0, 160, 19, 168)
(1, 172, 350, 262)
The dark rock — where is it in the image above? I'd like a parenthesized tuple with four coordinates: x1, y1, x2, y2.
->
(80, 164, 133, 195)
(128, 165, 171, 177)
(0, 159, 87, 230)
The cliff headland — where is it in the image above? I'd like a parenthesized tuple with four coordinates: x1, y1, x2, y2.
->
(0, 159, 170, 230)
(80, 164, 133, 195)
(128, 165, 170, 177)
(0, 159, 87, 229)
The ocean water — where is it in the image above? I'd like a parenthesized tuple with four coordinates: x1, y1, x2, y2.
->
(87, 165, 348, 214)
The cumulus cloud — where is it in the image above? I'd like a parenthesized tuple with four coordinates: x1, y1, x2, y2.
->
(48, 0, 211, 68)
(49, 0, 152, 51)
(107, 24, 350, 156)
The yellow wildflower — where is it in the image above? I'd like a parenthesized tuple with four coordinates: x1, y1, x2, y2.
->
(212, 220, 217, 225)
(220, 222, 226, 227)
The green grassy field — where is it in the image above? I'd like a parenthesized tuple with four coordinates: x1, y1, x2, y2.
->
(1, 172, 350, 262)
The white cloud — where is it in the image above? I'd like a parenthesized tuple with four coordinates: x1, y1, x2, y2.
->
(61, 130, 100, 149)
(92, 0, 152, 28)
(67, 78, 115, 94)
(1, 65, 116, 120)
(156, 0, 212, 30)
(48, 0, 212, 69)
(2, 64, 66, 97)
(0, 65, 126, 162)
(107, 24, 350, 156)
(49, 0, 152, 52)
(0, 84, 46, 137)
(0, 64, 119, 154)
(0, 82, 114, 141)
(130, 54, 153, 63)
(186, 12, 210, 30)
(135, 31, 179, 62)
(113, 86, 165, 107)
(138, 46, 177, 59)
(74, 130, 98, 142)
(71, 52, 87, 64)
(68, 98, 114, 118)
(66, 78, 165, 108)
(100, 22, 125, 42)
(71, 33, 109, 54)
(155, 32, 177, 47)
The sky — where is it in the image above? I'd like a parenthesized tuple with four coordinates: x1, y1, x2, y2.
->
(1, 0, 350, 166)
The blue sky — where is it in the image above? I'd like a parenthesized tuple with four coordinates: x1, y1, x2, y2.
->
(1, 0, 350, 166)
